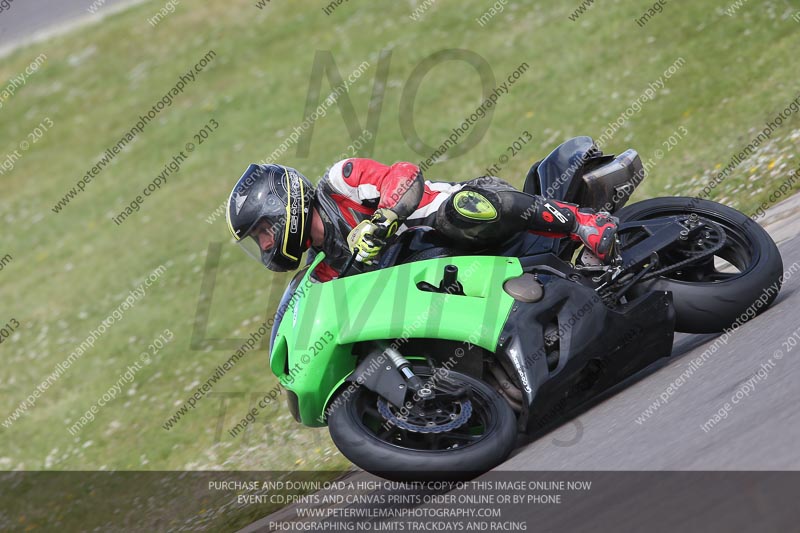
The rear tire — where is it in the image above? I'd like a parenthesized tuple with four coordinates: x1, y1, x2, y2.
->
(616, 197, 783, 333)
(328, 366, 517, 481)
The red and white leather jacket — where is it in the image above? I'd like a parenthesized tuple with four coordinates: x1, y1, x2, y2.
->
(310, 158, 463, 281)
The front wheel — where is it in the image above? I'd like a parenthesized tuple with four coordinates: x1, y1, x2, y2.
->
(616, 197, 783, 333)
(327, 366, 517, 481)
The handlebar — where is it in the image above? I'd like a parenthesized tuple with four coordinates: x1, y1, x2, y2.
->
(338, 250, 359, 279)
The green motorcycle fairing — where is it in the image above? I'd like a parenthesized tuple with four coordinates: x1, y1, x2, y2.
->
(269, 252, 522, 427)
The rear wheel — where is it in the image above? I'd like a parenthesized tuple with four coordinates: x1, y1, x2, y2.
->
(328, 366, 517, 481)
(616, 197, 783, 333)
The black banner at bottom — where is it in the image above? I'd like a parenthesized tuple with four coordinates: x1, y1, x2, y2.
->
(1, 471, 797, 532)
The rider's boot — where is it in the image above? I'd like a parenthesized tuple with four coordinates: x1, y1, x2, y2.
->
(527, 199, 618, 263)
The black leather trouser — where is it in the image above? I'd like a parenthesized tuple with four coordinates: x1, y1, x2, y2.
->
(433, 176, 574, 250)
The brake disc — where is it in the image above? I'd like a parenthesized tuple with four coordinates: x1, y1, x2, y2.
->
(376, 397, 472, 434)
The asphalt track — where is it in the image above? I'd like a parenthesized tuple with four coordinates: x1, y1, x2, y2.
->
(0, 0, 144, 56)
(245, 196, 800, 532)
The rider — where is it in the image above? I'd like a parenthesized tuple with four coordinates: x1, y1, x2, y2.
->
(226, 159, 618, 282)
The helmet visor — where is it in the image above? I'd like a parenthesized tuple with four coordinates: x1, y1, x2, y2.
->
(237, 217, 288, 271)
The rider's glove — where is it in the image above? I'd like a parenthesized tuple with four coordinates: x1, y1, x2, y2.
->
(346, 208, 400, 265)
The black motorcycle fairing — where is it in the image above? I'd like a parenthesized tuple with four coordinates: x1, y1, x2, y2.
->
(494, 267, 675, 432)
(522, 160, 542, 195)
(378, 227, 453, 268)
(496, 232, 560, 259)
(524, 136, 600, 201)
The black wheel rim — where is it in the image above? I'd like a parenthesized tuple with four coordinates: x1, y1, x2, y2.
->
(351, 369, 497, 452)
(619, 207, 759, 284)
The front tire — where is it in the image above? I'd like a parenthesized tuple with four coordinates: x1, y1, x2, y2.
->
(328, 366, 517, 481)
(616, 197, 783, 333)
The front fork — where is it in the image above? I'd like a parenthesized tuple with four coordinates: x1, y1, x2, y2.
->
(382, 345, 433, 400)
(350, 342, 471, 410)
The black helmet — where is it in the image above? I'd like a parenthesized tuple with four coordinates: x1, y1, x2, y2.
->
(226, 164, 314, 272)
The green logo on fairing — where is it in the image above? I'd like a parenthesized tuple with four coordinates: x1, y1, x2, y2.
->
(453, 191, 498, 220)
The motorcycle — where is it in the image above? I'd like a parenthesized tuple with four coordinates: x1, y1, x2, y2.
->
(267, 137, 783, 480)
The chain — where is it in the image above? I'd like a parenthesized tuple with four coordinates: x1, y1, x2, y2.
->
(639, 220, 727, 282)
